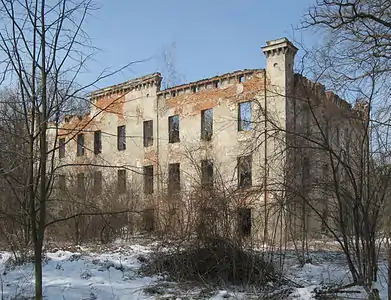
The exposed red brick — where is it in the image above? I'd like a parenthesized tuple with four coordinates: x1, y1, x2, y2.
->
(164, 72, 266, 117)
(94, 92, 126, 121)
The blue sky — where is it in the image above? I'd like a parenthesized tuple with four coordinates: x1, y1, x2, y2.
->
(81, 0, 316, 89)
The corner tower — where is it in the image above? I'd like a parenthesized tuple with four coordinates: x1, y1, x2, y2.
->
(262, 37, 297, 94)
(260, 38, 298, 240)
(261, 37, 298, 133)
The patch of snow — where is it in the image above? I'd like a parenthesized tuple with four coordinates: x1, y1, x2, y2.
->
(294, 287, 315, 300)
(0, 243, 160, 300)
(0, 241, 388, 299)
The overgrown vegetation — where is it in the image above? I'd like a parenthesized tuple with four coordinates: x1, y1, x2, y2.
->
(143, 238, 278, 286)
(1, 0, 391, 298)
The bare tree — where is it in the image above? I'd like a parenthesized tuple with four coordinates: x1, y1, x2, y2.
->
(0, 1, 144, 298)
(158, 42, 185, 89)
(293, 0, 391, 296)
(248, 66, 388, 295)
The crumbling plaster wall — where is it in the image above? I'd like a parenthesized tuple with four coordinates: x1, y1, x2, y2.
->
(49, 37, 368, 241)
(157, 70, 267, 193)
(288, 74, 368, 235)
(155, 70, 273, 240)
(54, 76, 161, 202)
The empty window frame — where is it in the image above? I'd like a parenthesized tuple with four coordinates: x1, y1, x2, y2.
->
(58, 174, 66, 191)
(321, 204, 329, 233)
(143, 208, 155, 232)
(238, 155, 252, 187)
(336, 127, 340, 146)
(94, 171, 102, 195)
(94, 130, 102, 154)
(76, 134, 84, 156)
(117, 125, 126, 151)
(143, 165, 154, 194)
(118, 169, 126, 194)
(168, 115, 180, 143)
(322, 163, 329, 181)
(303, 157, 310, 181)
(324, 119, 330, 144)
(345, 128, 350, 161)
(143, 120, 153, 147)
(201, 159, 213, 188)
(59, 138, 65, 159)
(344, 128, 349, 146)
(238, 101, 252, 131)
(302, 157, 311, 192)
(237, 207, 251, 236)
(168, 163, 180, 193)
(201, 109, 213, 141)
(77, 173, 85, 198)
(304, 105, 311, 136)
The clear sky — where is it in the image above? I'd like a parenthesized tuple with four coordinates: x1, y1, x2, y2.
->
(81, 0, 316, 89)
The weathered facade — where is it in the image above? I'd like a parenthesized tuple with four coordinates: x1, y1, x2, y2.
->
(50, 38, 367, 242)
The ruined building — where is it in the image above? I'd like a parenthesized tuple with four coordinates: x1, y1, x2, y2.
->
(51, 38, 367, 242)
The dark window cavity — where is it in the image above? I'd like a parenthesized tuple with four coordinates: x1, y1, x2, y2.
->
(322, 164, 328, 180)
(143, 120, 153, 147)
(201, 109, 213, 141)
(169, 115, 180, 143)
(336, 127, 340, 146)
(58, 174, 66, 191)
(168, 163, 180, 194)
(303, 157, 310, 181)
(59, 138, 65, 158)
(237, 208, 251, 236)
(94, 171, 102, 195)
(143, 208, 155, 232)
(321, 205, 329, 233)
(201, 160, 213, 188)
(144, 165, 154, 194)
(77, 173, 85, 198)
(118, 169, 126, 194)
(238, 101, 252, 131)
(76, 134, 84, 156)
(117, 125, 126, 151)
(238, 155, 252, 187)
(94, 130, 102, 154)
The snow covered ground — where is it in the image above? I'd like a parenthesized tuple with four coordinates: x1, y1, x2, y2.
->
(287, 250, 388, 299)
(0, 238, 388, 299)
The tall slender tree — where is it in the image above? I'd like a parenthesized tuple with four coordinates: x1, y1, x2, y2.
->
(0, 1, 140, 298)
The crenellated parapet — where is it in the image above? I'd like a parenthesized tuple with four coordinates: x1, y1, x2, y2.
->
(88, 72, 162, 101)
(261, 37, 298, 58)
(62, 113, 91, 124)
(294, 74, 353, 112)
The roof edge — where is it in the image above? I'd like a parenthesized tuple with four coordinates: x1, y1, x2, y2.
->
(89, 72, 162, 99)
(158, 68, 264, 95)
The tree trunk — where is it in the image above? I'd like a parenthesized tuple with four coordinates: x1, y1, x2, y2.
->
(388, 245, 391, 300)
(34, 241, 43, 300)
(35, 1, 48, 298)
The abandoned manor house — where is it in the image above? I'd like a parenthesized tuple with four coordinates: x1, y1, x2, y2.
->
(51, 38, 367, 242)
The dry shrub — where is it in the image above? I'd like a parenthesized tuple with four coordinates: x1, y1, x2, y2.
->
(141, 237, 279, 287)
(46, 179, 142, 244)
(47, 211, 135, 244)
